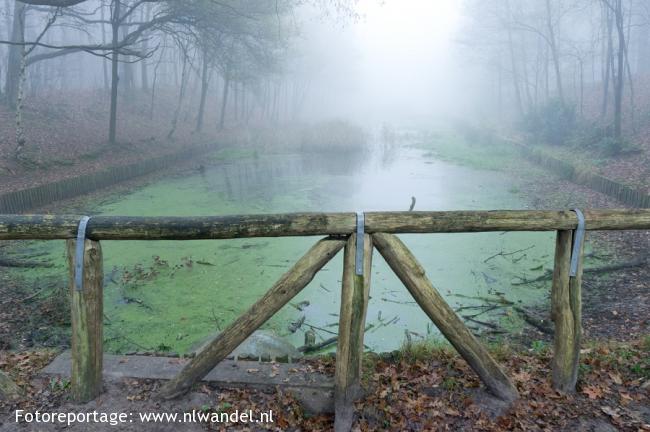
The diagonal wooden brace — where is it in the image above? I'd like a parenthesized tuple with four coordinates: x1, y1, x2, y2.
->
(157, 236, 346, 399)
(372, 232, 519, 403)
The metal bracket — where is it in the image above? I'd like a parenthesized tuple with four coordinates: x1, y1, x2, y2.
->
(569, 209, 585, 277)
(355, 212, 365, 276)
(74, 216, 91, 292)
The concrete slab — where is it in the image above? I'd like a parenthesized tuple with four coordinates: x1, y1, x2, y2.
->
(42, 352, 335, 414)
(43, 352, 333, 390)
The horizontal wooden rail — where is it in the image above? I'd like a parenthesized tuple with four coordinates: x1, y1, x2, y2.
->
(0, 209, 649, 240)
(9, 207, 644, 426)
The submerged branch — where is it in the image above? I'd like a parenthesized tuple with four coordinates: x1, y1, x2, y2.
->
(513, 255, 648, 285)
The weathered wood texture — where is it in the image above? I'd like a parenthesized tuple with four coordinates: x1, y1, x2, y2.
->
(550, 230, 584, 392)
(66, 239, 103, 403)
(0, 209, 648, 240)
(372, 233, 519, 402)
(158, 236, 346, 399)
(365, 209, 650, 233)
(0, 370, 23, 400)
(334, 234, 372, 432)
(0, 213, 356, 240)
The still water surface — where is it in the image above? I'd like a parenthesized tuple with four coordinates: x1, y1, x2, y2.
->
(16, 145, 556, 353)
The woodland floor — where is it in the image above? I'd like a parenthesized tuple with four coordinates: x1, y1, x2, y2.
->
(0, 337, 648, 431)
(543, 77, 650, 194)
(0, 89, 229, 194)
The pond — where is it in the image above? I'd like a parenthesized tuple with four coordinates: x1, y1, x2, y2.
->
(10, 139, 557, 354)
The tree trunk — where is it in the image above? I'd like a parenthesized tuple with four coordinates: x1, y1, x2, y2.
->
(2, 0, 12, 99)
(100, 2, 109, 93)
(601, 5, 613, 118)
(108, 0, 121, 144)
(140, 4, 150, 92)
(636, 16, 650, 75)
(4, 0, 25, 109)
(233, 81, 239, 123)
(218, 73, 230, 130)
(120, 15, 133, 93)
(195, 48, 210, 132)
(167, 47, 188, 139)
(149, 45, 165, 120)
(612, 0, 625, 144)
(545, 0, 564, 104)
(623, 5, 635, 133)
(14, 44, 27, 158)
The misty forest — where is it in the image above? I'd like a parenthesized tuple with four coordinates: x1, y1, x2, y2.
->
(0, 0, 648, 431)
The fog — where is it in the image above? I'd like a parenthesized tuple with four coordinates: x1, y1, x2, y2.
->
(298, 0, 464, 126)
(2, 0, 648, 139)
(0, 0, 474, 138)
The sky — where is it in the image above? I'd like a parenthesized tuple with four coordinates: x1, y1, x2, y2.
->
(300, 0, 464, 127)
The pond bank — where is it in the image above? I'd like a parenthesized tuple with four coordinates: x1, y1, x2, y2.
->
(415, 130, 649, 342)
(0, 135, 562, 356)
(0, 143, 213, 213)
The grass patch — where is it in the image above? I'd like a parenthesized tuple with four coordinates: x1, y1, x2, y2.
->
(581, 336, 650, 379)
(411, 131, 520, 171)
(398, 338, 455, 363)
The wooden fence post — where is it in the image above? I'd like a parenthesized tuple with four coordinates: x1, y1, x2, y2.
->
(372, 233, 519, 403)
(551, 229, 584, 391)
(66, 238, 103, 403)
(334, 234, 372, 432)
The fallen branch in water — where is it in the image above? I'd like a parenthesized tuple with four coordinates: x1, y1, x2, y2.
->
(513, 306, 553, 335)
(512, 255, 648, 285)
(381, 297, 417, 305)
(0, 257, 53, 268)
(453, 293, 514, 306)
(483, 245, 535, 263)
(298, 324, 374, 353)
(462, 315, 500, 330)
(459, 304, 500, 319)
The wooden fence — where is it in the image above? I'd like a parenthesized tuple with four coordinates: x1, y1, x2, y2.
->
(1, 209, 649, 432)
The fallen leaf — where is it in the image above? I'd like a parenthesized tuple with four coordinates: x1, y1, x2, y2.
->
(608, 372, 622, 385)
(582, 385, 604, 399)
(601, 406, 621, 419)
